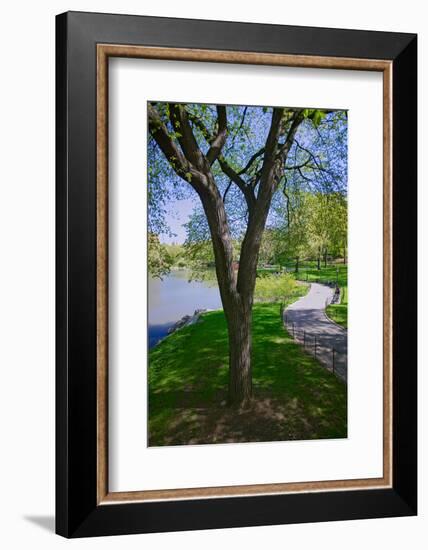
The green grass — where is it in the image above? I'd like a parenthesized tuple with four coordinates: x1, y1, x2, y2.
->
(326, 286, 348, 328)
(148, 290, 347, 446)
(293, 264, 347, 287)
(257, 266, 281, 276)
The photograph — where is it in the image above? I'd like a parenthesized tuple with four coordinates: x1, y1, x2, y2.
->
(147, 101, 348, 446)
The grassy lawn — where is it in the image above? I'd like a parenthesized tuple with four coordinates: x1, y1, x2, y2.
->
(148, 291, 347, 446)
(326, 286, 348, 328)
(294, 264, 347, 287)
(291, 264, 348, 329)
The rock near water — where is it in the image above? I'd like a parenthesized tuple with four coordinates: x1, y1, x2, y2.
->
(167, 309, 208, 335)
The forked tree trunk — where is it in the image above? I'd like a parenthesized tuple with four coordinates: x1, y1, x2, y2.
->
(201, 194, 255, 406)
(149, 103, 306, 407)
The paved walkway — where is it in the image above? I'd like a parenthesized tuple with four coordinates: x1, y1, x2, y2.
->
(283, 283, 347, 382)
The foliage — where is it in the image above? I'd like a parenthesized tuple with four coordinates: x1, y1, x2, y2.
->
(306, 192, 347, 259)
(148, 300, 347, 445)
(148, 103, 348, 253)
(254, 273, 297, 303)
(267, 190, 347, 268)
(183, 239, 216, 281)
(183, 234, 242, 282)
(258, 229, 278, 265)
(148, 101, 348, 402)
(148, 140, 191, 238)
(148, 237, 189, 278)
(148, 233, 173, 278)
(162, 243, 187, 268)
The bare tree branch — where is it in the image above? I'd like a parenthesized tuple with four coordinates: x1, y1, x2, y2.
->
(222, 179, 233, 203)
(237, 147, 265, 175)
(218, 156, 256, 210)
(294, 138, 325, 171)
(297, 167, 313, 182)
(284, 156, 312, 170)
(226, 106, 248, 153)
(184, 109, 259, 208)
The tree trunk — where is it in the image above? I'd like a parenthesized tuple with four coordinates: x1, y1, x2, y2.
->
(295, 256, 299, 273)
(324, 249, 328, 268)
(200, 190, 256, 406)
(317, 252, 321, 270)
(226, 298, 253, 405)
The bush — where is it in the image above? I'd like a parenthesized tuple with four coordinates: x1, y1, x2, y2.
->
(255, 273, 296, 303)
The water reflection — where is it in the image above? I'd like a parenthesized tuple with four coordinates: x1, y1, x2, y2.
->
(148, 270, 222, 348)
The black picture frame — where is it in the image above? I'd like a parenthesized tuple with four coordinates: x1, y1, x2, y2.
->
(56, 11, 417, 538)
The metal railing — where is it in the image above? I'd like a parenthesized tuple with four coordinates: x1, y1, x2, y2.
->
(283, 314, 347, 383)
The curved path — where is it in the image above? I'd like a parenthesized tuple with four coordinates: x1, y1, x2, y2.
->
(283, 283, 347, 381)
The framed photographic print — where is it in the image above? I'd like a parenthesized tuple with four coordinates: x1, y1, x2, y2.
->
(56, 11, 417, 538)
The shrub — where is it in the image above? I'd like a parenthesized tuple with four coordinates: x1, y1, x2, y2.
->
(255, 273, 296, 303)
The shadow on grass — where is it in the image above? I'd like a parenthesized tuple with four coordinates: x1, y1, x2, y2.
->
(149, 298, 347, 446)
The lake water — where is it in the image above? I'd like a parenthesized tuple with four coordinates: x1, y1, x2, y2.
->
(148, 270, 222, 348)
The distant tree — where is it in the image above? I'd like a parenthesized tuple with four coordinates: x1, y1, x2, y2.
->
(271, 189, 347, 270)
(271, 190, 311, 272)
(258, 228, 278, 266)
(162, 243, 186, 268)
(327, 194, 347, 263)
(306, 192, 347, 267)
(148, 233, 173, 278)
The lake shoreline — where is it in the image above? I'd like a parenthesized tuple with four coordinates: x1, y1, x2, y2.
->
(149, 308, 220, 349)
(148, 269, 223, 348)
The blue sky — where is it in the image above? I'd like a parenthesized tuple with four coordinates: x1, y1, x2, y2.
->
(150, 104, 347, 246)
(159, 197, 195, 244)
